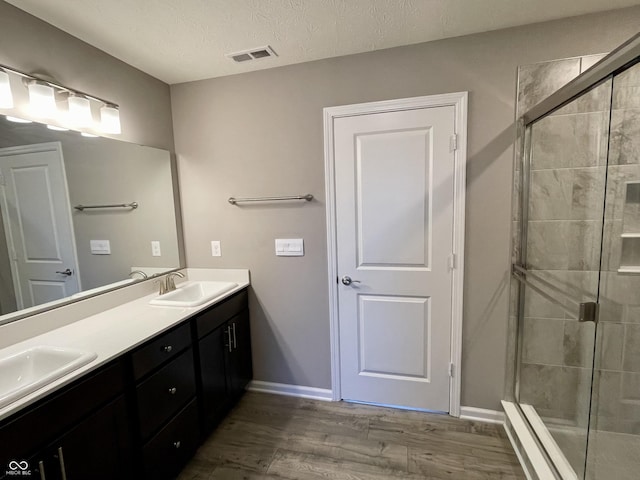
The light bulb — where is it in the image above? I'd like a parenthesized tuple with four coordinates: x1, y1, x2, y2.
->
(100, 104, 121, 134)
(28, 81, 57, 117)
(0, 69, 13, 109)
(68, 95, 92, 126)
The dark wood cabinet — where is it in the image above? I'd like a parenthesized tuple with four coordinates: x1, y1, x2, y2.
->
(0, 360, 130, 480)
(142, 399, 199, 480)
(136, 347, 196, 440)
(226, 309, 253, 399)
(0, 287, 251, 480)
(41, 395, 133, 480)
(195, 290, 251, 435)
(198, 322, 229, 430)
(132, 326, 198, 479)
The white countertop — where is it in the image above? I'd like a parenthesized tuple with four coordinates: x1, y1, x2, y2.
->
(0, 268, 250, 422)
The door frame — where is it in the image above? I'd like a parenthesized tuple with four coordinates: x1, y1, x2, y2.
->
(323, 93, 468, 415)
(0, 142, 82, 308)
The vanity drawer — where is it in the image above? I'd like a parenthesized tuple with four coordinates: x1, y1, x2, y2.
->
(196, 289, 248, 339)
(142, 399, 198, 480)
(136, 348, 196, 440)
(132, 322, 191, 380)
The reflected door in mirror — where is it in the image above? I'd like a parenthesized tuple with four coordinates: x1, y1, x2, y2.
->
(0, 142, 80, 309)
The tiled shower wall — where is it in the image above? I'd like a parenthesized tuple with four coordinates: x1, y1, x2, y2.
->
(509, 55, 640, 437)
(508, 54, 606, 425)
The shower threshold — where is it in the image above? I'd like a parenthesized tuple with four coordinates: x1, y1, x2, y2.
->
(503, 400, 578, 480)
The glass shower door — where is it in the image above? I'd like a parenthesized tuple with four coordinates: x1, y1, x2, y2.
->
(516, 78, 613, 478)
(586, 60, 640, 480)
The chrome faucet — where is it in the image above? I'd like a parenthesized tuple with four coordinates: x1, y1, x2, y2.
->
(129, 270, 148, 280)
(165, 271, 185, 292)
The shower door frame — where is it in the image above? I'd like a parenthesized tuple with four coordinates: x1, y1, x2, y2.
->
(512, 32, 640, 478)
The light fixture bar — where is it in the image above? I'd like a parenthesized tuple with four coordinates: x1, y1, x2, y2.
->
(0, 62, 119, 109)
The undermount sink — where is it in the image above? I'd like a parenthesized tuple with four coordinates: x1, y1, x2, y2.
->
(149, 281, 238, 307)
(0, 346, 97, 409)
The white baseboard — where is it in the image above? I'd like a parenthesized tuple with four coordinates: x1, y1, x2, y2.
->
(247, 380, 333, 401)
(460, 406, 505, 424)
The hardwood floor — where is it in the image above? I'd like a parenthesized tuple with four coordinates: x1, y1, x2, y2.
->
(178, 392, 525, 479)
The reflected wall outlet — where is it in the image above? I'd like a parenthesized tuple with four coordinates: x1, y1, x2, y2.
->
(151, 241, 161, 257)
(211, 241, 221, 257)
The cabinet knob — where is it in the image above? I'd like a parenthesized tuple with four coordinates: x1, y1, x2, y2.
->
(162, 345, 173, 353)
(168, 387, 177, 394)
(173, 441, 181, 449)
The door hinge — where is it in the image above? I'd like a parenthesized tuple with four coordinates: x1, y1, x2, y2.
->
(448, 363, 455, 378)
(448, 253, 456, 270)
(449, 134, 458, 152)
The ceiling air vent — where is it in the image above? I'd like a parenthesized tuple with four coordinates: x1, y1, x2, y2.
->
(226, 45, 278, 63)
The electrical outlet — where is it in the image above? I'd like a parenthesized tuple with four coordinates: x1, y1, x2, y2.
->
(151, 241, 161, 257)
(211, 240, 221, 257)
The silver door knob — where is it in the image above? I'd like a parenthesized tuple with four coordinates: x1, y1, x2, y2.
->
(341, 275, 361, 286)
(55, 268, 73, 276)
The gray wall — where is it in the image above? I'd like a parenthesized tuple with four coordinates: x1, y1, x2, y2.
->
(172, 7, 640, 410)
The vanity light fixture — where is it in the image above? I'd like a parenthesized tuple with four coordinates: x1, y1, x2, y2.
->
(100, 104, 121, 134)
(0, 62, 121, 134)
(68, 94, 92, 127)
(0, 69, 13, 109)
(27, 80, 57, 118)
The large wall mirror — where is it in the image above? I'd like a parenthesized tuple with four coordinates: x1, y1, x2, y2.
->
(0, 116, 183, 324)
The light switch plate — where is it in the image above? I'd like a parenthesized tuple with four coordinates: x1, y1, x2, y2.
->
(151, 241, 161, 257)
(275, 238, 304, 256)
(90, 239, 111, 255)
(211, 241, 221, 257)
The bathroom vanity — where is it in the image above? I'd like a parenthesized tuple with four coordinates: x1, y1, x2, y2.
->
(0, 271, 251, 480)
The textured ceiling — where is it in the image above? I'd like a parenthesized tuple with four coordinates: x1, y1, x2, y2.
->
(6, 0, 640, 84)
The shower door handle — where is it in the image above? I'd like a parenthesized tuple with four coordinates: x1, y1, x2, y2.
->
(512, 264, 598, 323)
(579, 302, 598, 323)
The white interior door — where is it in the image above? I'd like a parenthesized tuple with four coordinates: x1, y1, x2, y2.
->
(0, 142, 80, 309)
(333, 104, 457, 412)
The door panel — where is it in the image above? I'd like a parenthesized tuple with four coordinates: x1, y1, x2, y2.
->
(30, 280, 70, 305)
(335, 106, 455, 411)
(358, 295, 430, 379)
(12, 166, 62, 261)
(357, 128, 431, 267)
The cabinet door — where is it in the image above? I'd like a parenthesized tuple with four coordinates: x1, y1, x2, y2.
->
(198, 324, 230, 432)
(226, 309, 253, 399)
(46, 395, 132, 480)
